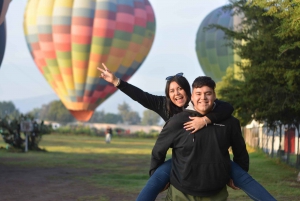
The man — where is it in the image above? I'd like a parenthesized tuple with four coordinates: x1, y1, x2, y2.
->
(105, 126, 112, 143)
(150, 76, 249, 201)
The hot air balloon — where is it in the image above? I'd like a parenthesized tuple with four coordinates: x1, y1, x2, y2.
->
(23, 0, 156, 121)
(0, 20, 6, 68)
(196, 6, 243, 82)
(0, 0, 11, 68)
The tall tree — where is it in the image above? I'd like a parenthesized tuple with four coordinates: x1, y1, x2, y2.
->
(89, 110, 105, 123)
(103, 113, 123, 124)
(44, 100, 75, 123)
(118, 102, 140, 125)
(213, 0, 300, 126)
(89, 110, 123, 124)
(141, 109, 161, 125)
(27, 108, 42, 120)
(248, 0, 300, 114)
(0, 101, 20, 118)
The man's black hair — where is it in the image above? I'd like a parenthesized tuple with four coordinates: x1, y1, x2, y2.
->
(192, 76, 216, 90)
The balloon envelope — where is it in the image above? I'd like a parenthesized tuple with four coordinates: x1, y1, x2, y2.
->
(23, 0, 156, 121)
(0, 0, 9, 68)
(0, 20, 6, 68)
(196, 6, 242, 82)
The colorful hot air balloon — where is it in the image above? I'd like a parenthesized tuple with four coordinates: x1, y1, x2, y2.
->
(23, 0, 156, 121)
(196, 6, 242, 82)
(0, 0, 11, 68)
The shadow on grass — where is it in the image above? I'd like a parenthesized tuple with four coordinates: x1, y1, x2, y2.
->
(1, 136, 300, 200)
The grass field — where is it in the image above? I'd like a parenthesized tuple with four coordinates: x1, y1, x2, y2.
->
(0, 134, 300, 201)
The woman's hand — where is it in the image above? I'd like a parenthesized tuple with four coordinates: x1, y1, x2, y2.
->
(160, 182, 170, 193)
(227, 179, 240, 190)
(183, 116, 211, 134)
(97, 63, 119, 86)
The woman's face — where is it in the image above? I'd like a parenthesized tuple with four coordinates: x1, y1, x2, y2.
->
(168, 81, 188, 108)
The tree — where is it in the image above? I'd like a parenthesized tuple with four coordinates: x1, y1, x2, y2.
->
(249, 1, 300, 52)
(248, 0, 300, 114)
(141, 109, 161, 125)
(102, 112, 123, 124)
(118, 102, 141, 125)
(216, 67, 252, 126)
(0, 101, 20, 118)
(118, 101, 131, 114)
(89, 110, 105, 123)
(212, 0, 300, 127)
(27, 108, 42, 120)
(125, 111, 141, 125)
(42, 100, 75, 123)
(89, 110, 123, 124)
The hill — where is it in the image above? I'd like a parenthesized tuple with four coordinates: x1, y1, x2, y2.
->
(11, 90, 165, 118)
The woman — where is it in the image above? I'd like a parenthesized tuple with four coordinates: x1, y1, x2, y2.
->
(98, 64, 276, 201)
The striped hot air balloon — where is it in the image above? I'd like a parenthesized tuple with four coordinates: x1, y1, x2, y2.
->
(23, 0, 156, 121)
(196, 6, 243, 82)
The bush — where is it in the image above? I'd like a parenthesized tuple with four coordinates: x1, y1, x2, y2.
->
(54, 125, 103, 136)
(133, 129, 159, 138)
(0, 115, 51, 151)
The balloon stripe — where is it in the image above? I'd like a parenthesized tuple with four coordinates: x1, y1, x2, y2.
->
(72, 17, 94, 26)
(93, 18, 115, 30)
(115, 22, 134, 33)
(95, 10, 116, 20)
(53, 1, 76, 101)
(71, 0, 95, 101)
(24, 0, 57, 93)
(116, 13, 134, 24)
(95, 1, 116, 12)
(37, 0, 69, 99)
(93, 27, 115, 38)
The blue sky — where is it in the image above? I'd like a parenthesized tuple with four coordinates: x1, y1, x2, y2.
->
(0, 0, 229, 114)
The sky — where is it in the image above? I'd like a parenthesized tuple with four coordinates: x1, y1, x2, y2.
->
(0, 0, 229, 115)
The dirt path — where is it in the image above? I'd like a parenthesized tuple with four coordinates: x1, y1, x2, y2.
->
(0, 162, 166, 201)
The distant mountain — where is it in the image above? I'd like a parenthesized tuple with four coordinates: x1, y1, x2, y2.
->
(12, 94, 59, 113)
(12, 90, 165, 116)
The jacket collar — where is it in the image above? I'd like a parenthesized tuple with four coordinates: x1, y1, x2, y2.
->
(184, 101, 216, 116)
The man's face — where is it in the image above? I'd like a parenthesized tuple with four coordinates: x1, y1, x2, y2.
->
(191, 86, 216, 115)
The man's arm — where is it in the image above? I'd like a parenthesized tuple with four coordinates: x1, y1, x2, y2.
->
(230, 118, 249, 172)
(206, 99, 234, 123)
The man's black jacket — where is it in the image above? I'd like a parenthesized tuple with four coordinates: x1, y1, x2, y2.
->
(150, 109, 249, 197)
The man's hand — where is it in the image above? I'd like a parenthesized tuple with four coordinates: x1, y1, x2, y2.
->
(227, 179, 240, 190)
(160, 182, 170, 193)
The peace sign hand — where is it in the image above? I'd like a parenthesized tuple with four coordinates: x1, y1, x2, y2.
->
(97, 63, 120, 87)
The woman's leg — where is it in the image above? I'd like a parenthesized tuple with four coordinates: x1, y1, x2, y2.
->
(230, 160, 277, 201)
(136, 159, 172, 201)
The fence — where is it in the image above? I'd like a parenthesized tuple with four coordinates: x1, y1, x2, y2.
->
(243, 120, 300, 169)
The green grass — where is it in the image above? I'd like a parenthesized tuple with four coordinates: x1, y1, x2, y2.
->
(0, 134, 299, 200)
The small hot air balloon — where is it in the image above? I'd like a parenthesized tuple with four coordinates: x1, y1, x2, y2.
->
(196, 6, 243, 82)
(23, 0, 156, 121)
(0, 0, 11, 68)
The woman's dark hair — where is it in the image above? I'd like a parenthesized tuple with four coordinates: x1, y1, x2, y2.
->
(165, 75, 191, 117)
